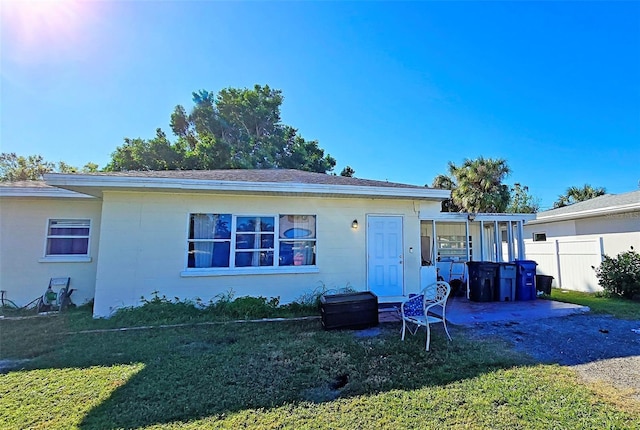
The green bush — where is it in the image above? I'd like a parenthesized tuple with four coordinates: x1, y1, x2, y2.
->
(594, 247, 640, 299)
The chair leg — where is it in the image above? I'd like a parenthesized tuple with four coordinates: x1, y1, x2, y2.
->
(425, 323, 431, 351)
(401, 320, 406, 341)
(442, 320, 452, 342)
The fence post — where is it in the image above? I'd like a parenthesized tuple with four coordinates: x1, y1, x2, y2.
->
(554, 239, 562, 288)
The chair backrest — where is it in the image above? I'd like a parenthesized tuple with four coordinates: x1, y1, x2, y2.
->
(49, 277, 70, 289)
(423, 281, 450, 307)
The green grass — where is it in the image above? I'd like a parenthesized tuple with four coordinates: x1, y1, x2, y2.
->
(1, 307, 638, 429)
(549, 288, 640, 320)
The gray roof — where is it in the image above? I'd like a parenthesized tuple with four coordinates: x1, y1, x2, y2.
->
(43, 169, 451, 200)
(75, 169, 430, 189)
(0, 180, 51, 188)
(532, 190, 640, 223)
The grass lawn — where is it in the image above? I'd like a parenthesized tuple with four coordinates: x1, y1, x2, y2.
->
(548, 289, 640, 320)
(1, 307, 638, 429)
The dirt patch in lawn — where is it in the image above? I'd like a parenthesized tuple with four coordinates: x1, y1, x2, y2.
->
(467, 314, 640, 400)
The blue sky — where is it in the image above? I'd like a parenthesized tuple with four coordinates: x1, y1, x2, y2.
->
(1, 1, 638, 210)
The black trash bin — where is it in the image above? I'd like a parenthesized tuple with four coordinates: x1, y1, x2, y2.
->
(536, 275, 554, 295)
(467, 262, 499, 302)
(515, 260, 538, 301)
(496, 263, 517, 301)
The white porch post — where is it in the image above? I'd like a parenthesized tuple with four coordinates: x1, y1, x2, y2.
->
(494, 221, 501, 262)
(479, 220, 485, 261)
(465, 220, 471, 261)
(506, 221, 514, 261)
(432, 220, 437, 264)
(517, 221, 525, 260)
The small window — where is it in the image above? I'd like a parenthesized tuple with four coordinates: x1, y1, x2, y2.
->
(533, 233, 547, 242)
(46, 219, 90, 256)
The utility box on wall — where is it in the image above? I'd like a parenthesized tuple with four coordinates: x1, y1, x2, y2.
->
(320, 292, 379, 330)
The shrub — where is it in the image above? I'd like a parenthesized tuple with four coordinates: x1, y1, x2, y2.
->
(594, 247, 640, 299)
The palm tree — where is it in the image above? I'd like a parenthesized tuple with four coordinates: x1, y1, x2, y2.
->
(553, 184, 606, 208)
(430, 174, 461, 212)
(448, 157, 511, 213)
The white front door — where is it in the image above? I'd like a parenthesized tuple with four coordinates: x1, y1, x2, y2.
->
(367, 215, 404, 297)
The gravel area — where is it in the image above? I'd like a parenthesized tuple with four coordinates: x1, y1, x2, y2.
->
(468, 314, 640, 399)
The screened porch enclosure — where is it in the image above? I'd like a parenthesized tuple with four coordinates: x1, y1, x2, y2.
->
(419, 213, 535, 288)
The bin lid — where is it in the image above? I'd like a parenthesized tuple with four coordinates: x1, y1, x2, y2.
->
(515, 259, 538, 267)
(466, 261, 500, 267)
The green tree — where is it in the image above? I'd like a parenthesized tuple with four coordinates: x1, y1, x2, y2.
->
(430, 174, 461, 212)
(340, 166, 355, 177)
(106, 85, 337, 173)
(0, 153, 55, 181)
(506, 183, 540, 213)
(0, 153, 99, 181)
(446, 157, 511, 213)
(553, 184, 606, 208)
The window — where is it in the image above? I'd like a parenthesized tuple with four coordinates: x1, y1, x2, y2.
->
(436, 235, 472, 262)
(46, 219, 90, 256)
(278, 215, 316, 266)
(187, 214, 316, 269)
(533, 233, 547, 242)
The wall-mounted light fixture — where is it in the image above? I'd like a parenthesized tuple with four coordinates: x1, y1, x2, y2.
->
(467, 213, 476, 222)
(351, 219, 359, 229)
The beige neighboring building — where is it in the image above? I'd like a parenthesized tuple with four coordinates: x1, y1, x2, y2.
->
(524, 190, 640, 292)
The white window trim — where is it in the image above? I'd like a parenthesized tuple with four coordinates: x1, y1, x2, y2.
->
(43, 218, 92, 259)
(185, 213, 318, 272)
(533, 232, 547, 242)
(181, 266, 320, 277)
(39, 256, 92, 263)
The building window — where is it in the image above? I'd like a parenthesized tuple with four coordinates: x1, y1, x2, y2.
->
(46, 219, 90, 256)
(278, 215, 316, 266)
(533, 233, 547, 242)
(187, 214, 316, 269)
(436, 235, 472, 262)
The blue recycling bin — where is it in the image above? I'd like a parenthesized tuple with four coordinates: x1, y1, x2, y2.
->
(515, 260, 538, 301)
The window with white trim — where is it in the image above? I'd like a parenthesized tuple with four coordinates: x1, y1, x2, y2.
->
(533, 232, 547, 242)
(187, 214, 316, 269)
(46, 219, 91, 256)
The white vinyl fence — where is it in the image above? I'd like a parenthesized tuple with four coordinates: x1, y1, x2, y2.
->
(525, 238, 604, 292)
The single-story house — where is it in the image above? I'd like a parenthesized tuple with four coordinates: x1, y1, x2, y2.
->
(0, 169, 534, 318)
(524, 190, 640, 292)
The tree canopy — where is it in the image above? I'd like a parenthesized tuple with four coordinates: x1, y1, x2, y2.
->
(506, 183, 540, 214)
(0, 153, 98, 181)
(106, 85, 337, 173)
(432, 157, 513, 213)
(553, 184, 606, 208)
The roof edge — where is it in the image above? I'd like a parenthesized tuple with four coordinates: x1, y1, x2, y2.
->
(44, 173, 451, 200)
(528, 203, 640, 224)
(0, 185, 95, 199)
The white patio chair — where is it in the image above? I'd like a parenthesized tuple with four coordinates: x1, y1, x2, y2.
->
(400, 281, 452, 351)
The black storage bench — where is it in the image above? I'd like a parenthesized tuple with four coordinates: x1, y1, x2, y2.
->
(320, 291, 379, 330)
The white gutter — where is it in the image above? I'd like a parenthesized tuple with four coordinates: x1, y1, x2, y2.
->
(419, 211, 536, 222)
(44, 173, 451, 200)
(0, 186, 95, 199)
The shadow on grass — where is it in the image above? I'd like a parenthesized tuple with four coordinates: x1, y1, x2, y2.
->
(1, 314, 532, 430)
